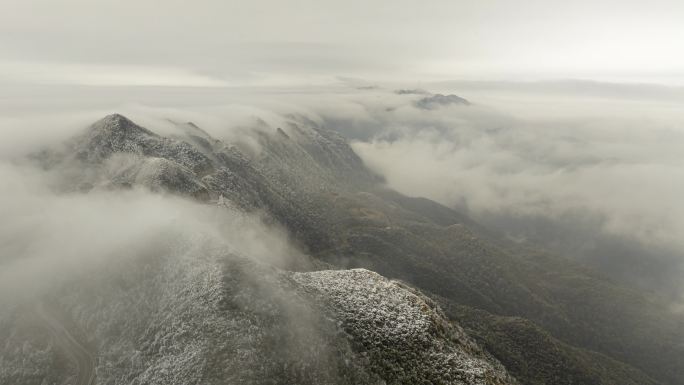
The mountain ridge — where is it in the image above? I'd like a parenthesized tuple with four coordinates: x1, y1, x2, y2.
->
(6, 112, 683, 385)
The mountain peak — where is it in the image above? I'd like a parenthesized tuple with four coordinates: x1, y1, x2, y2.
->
(89, 113, 156, 138)
(97, 113, 133, 127)
(414, 94, 471, 110)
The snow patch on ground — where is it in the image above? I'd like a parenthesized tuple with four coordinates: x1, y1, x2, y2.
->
(293, 268, 515, 384)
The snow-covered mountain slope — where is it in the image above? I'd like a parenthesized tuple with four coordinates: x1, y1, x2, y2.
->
(12, 113, 684, 385)
(1, 114, 517, 384)
(1, 246, 514, 384)
(293, 269, 515, 384)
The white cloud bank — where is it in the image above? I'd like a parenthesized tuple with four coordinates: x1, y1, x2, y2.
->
(0, 161, 305, 304)
(0, 79, 682, 300)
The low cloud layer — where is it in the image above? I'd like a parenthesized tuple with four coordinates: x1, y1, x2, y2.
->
(328, 84, 684, 300)
(351, 98, 684, 248)
(0, 159, 305, 304)
(1, 80, 682, 303)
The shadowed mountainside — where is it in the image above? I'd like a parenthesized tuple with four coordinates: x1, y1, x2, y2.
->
(11, 113, 684, 385)
(2, 114, 515, 385)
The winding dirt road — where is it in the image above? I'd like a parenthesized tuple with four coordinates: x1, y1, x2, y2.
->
(34, 304, 96, 385)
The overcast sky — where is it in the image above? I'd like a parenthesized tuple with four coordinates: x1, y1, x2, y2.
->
(2, 0, 683, 86)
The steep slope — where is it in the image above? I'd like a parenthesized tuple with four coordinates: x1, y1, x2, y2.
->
(2, 114, 517, 385)
(1, 250, 377, 385)
(1, 246, 513, 385)
(239, 115, 684, 385)
(24, 113, 684, 385)
(293, 269, 514, 385)
(438, 299, 661, 385)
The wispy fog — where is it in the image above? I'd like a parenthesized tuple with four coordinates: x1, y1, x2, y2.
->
(1, 80, 683, 304)
(341, 83, 684, 301)
(0, 159, 306, 305)
(350, 86, 684, 247)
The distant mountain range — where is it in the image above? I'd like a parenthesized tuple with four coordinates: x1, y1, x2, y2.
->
(2, 113, 682, 385)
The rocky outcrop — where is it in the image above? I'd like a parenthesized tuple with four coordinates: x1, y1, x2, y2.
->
(293, 269, 515, 385)
(1, 255, 515, 385)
